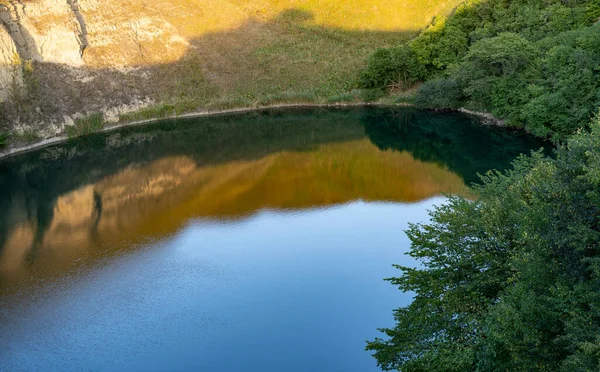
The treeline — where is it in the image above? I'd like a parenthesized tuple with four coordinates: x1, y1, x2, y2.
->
(367, 114, 600, 371)
(358, 0, 600, 141)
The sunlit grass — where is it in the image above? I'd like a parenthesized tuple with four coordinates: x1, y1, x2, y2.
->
(13, 0, 463, 133)
(234, 0, 461, 31)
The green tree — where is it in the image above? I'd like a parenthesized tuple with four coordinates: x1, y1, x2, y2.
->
(368, 117, 600, 371)
(414, 78, 463, 109)
(358, 45, 426, 90)
(357, 0, 600, 141)
(454, 32, 538, 104)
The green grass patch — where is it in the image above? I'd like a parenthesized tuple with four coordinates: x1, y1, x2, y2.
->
(66, 112, 105, 137)
(357, 89, 384, 102)
(389, 94, 416, 104)
(119, 104, 176, 123)
(327, 92, 356, 103)
(13, 131, 40, 143)
(256, 91, 319, 106)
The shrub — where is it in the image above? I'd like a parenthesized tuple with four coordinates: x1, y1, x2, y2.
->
(66, 112, 104, 137)
(357, 45, 426, 90)
(0, 132, 8, 148)
(358, 0, 600, 140)
(453, 33, 539, 122)
(415, 79, 464, 109)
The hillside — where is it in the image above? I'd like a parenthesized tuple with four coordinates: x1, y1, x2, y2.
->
(359, 0, 600, 141)
(0, 0, 461, 142)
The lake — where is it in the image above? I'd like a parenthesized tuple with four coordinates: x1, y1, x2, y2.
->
(0, 107, 545, 371)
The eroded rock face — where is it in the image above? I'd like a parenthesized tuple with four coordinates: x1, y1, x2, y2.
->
(0, 0, 190, 67)
(0, 0, 189, 134)
(0, 20, 18, 101)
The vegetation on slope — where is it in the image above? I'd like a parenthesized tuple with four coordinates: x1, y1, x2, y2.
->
(0, 0, 465, 138)
(359, 0, 600, 141)
(367, 113, 600, 370)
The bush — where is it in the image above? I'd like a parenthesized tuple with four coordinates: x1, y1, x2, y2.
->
(414, 79, 464, 109)
(66, 112, 104, 137)
(0, 132, 8, 148)
(454, 32, 538, 105)
(357, 45, 426, 90)
(358, 0, 600, 140)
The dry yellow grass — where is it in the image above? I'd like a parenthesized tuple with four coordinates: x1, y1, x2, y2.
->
(1, 0, 464, 130)
(154, 0, 460, 113)
(232, 0, 461, 31)
(78, 0, 463, 103)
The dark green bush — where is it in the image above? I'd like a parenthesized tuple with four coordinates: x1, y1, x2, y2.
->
(0, 132, 8, 148)
(357, 45, 426, 90)
(414, 79, 463, 109)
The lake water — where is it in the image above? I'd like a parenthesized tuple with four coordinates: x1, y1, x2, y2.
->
(0, 107, 545, 371)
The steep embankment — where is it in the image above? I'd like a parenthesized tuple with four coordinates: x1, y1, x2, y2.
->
(0, 0, 461, 143)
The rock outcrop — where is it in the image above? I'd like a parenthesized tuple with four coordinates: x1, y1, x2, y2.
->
(0, 0, 190, 135)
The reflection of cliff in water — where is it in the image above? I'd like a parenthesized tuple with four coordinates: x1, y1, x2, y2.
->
(0, 107, 544, 283)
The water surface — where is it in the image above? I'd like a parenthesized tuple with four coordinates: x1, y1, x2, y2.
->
(0, 107, 545, 371)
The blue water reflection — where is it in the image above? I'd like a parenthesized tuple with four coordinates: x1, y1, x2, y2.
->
(1, 200, 436, 371)
(0, 107, 546, 371)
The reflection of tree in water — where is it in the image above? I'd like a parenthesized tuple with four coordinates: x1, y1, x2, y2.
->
(362, 108, 549, 184)
(0, 168, 56, 267)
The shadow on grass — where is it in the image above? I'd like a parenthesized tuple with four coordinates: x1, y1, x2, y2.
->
(1, 9, 414, 131)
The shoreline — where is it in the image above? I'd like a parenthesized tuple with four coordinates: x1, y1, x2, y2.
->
(0, 102, 502, 161)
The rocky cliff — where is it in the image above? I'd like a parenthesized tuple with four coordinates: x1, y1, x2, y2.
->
(0, 0, 460, 140)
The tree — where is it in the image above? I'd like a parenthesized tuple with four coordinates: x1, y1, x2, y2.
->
(454, 32, 538, 104)
(357, 0, 600, 141)
(368, 116, 600, 371)
(414, 78, 463, 109)
(358, 45, 426, 90)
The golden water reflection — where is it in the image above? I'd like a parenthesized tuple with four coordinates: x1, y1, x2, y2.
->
(1, 107, 548, 290)
(0, 138, 467, 282)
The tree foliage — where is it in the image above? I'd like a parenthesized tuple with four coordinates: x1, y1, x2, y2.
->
(367, 116, 600, 371)
(359, 0, 600, 141)
(358, 45, 426, 90)
(414, 79, 463, 109)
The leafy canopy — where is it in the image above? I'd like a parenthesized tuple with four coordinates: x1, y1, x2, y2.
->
(367, 116, 600, 371)
(359, 0, 600, 141)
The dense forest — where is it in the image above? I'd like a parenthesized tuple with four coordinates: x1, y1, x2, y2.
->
(368, 115, 600, 371)
(364, 0, 600, 370)
(358, 0, 600, 142)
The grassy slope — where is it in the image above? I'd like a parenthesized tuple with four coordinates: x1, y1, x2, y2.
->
(0, 0, 463, 143)
(173, 0, 461, 101)
(86, 0, 463, 122)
